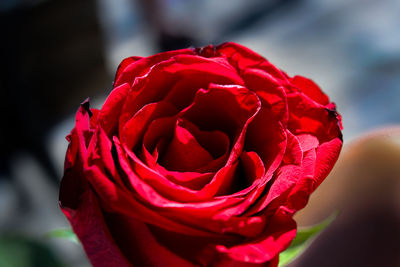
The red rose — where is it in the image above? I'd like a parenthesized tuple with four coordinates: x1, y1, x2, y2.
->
(59, 42, 342, 267)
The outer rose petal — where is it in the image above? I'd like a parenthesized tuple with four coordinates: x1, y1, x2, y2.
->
(216, 42, 289, 81)
(61, 99, 94, 204)
(216, 42, 266, 69)
(312, 137, 343, 188)
(216, 207, 297, 264)
(104, 213, 197, 267)
(114, 56, 142, 85)
(60, 103, 130, 267)
(114, 48, 195, 87)
(61, 189, 131, 267)
(98, 82, 131, 135)
(287, 92, 342, 143)
(290, 75, 330, 105)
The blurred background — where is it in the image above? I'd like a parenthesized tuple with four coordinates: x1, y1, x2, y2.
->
(0, 0, 399, 266)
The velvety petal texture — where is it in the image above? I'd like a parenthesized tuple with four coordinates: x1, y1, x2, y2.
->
(59, 42, 343, 267)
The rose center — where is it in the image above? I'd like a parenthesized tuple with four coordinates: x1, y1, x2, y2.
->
(159, 119, 229, 172)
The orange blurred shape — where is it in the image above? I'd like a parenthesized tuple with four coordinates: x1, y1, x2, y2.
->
(291, 126, 400, 267)
(295, 126, 400, 226)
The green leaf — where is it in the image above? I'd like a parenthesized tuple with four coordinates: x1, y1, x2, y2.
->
(0, 235, 64, 267)
(278, 213, 337, 267)
(45, 229, 79, 244)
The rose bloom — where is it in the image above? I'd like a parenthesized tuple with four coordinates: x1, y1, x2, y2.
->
(59, 42, 342, 267)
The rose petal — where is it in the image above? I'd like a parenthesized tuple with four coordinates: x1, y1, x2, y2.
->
(142, 117, 175, 155)
(282, 131, 303, 165)
(155, 119, 230, 172)
(161, 124, 212, 172)
(250, 149, 316, 215)
(143, 223, 242, 266)
(162, 58, 241, 110)
(98, 83, 131, 135)
(114, 48, 195, 87)
(285, 138, 342, 211)
(296, 133, 320, 152)
(245, 109, 287, 179)
(118, 55, 244, 134)
(130, 125, 235, 201)
(84, 162, 224, 237)
(290, 75, 330, 105)
(199, 162, 239, 197)
(60, 136, 86, 209)
(287, 93, 342, 143)
(216, 206, 297, 264)
(117, 137, 244, 216)
(104, 212, 197, 267)
(178, 119, 230, 160)
(213, 255, 279, 267)
(243, 67, 288, 124)
(240, 151, 265, 186)
(121, 101, 178, 150)
(212, 119, 286, 217)
(313, 137, 342, 188)
(217, 42, 289, 82)
(63, 99, 95, 172)
(216, 42, 266, 70)
(182, 84, 261, 163)
(61, 100, 95, 209)
(89, 108, 100, 129)
(61, 190, 131, 267)
(154, 169, 215, 191)
(87, 128, 115, 175)
(117, 148, 246, 234)
(217, 214, 267, 238)
(85, 128, 134, 192)
(113, 56, 142, 86)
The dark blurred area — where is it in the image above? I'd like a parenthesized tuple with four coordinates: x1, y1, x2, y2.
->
(0, 0, 399, 266)
(0, 0, 108, 183)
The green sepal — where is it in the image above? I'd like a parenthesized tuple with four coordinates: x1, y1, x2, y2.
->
(45, 228, 79, 244)
(278, 213, 337, 267)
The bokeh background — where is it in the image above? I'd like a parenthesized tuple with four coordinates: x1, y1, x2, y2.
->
(1, 0, 400, 266)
